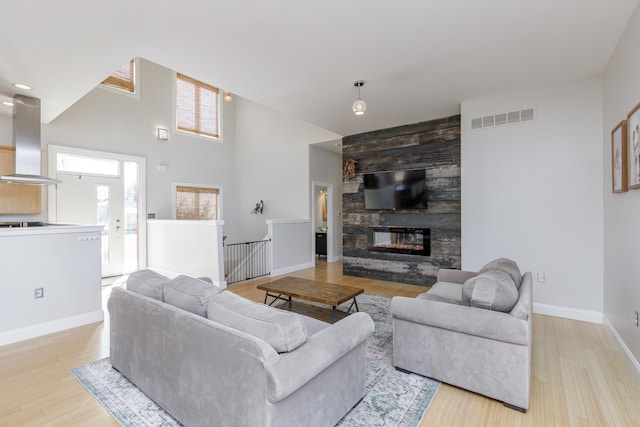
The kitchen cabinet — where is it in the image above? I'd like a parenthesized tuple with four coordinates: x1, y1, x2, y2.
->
(315, 232, 327, 256)
(0, 146, 41, 214)
(0, 224, 103, 346)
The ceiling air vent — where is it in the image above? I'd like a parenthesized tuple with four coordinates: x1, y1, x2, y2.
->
(471, 107, 535, 130)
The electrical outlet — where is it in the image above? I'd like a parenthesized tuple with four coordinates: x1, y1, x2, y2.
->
(147, 213, 156, 219)
(635, 311, 639, 327)
(34, 287, 44, 299)
(536, 273, 545, 283)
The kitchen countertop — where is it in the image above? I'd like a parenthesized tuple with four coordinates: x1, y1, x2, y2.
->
(0, 223, 104, 237)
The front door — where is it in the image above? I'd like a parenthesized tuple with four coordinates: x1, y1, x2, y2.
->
(56, 172, 125, 277)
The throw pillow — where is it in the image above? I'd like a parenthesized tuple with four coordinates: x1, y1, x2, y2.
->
(207, 291, 308, 353)
(163, 275, 221, 317)
(126, 269, 169, 301)
(462, 270, 519, 312)
(478, 257, 522, 289)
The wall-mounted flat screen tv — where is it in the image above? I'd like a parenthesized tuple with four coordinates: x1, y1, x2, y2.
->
(363, 169, 427, 210)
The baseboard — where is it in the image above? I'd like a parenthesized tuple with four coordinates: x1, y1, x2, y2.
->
(0, 310, 104, 347)
(328, 255, 343, 263)
(271, 261, 315, 277)
(533, 303, 603, 324)
(603, 315, 640, 382)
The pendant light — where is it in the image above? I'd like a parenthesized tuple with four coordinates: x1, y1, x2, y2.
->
(352, 81, 367, 116)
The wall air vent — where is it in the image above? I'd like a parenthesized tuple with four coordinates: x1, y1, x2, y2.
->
(471, 107, 535, 130)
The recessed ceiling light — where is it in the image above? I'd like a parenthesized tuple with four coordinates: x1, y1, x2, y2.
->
(13, 83, 32, 90)
(2, 101, 13, 107)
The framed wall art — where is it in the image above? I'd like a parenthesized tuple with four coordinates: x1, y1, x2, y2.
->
(628, 102, 640, 190)
(611, 120, 627, 193)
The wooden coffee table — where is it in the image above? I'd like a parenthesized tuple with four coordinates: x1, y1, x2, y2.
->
(257, 276, 364, 322)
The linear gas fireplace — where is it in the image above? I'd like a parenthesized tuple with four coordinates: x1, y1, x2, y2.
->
(367, 227, 430, 256)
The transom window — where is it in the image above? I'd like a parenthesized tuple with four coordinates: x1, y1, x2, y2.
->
(56, 153, 120, 176)
(175, 184, 220, 220)
(176, 73, 219, 139)
(101, 59, 135, 93)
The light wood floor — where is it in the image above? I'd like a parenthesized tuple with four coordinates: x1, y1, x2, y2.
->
(1, 261, 639, 426)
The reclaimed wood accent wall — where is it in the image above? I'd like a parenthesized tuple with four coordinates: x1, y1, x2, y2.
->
(342, 115, 461, 286)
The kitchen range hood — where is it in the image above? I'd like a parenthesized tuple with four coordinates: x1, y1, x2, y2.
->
(0, 95, 61, 185)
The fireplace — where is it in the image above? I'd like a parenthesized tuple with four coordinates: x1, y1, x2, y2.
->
(367, 227, 430, 256)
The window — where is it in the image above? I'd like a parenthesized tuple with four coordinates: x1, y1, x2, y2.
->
(175, 185, 220, 220)
(56, 152, 120, 176)
(101, 59, 135, 93)
(176, 73, 219, 138)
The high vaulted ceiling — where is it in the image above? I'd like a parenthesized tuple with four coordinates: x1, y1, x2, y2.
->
(0, 0, 637, 137)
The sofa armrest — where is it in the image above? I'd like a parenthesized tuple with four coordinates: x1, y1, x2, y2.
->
(390, 296, 529, 345)
(265, 312, 374, 402)
(436, 269, 478, 284)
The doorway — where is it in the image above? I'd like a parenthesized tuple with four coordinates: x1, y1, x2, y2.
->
(311, 181, 333, 262)
(48, 145, 146, 278)
(56, 172, 125, 276)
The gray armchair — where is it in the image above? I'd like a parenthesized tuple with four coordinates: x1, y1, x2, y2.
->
(390, 262, 533, 412)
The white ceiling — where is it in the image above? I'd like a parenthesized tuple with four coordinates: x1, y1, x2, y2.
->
(0, 0, 637, 137)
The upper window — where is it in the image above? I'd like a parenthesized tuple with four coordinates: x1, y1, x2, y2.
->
(176, 73, 219, 139)
(101, 59, 135, 93)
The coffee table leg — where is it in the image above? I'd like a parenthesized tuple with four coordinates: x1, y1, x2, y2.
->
(263, 292, 291, 306)
(332, 306, 338, 323)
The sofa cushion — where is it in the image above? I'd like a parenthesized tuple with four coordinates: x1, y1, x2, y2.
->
(479, 257, 522, 289)
(419, 282, 464, 305)
(462, 270, 519, 312)
(163, 275, 221, 317)
(126, 269, 169, 301)
(207, 291, 308, 353)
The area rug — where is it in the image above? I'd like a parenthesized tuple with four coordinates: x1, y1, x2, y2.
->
(71, 294, 439, 427)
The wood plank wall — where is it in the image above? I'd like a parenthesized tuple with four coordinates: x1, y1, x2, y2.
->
(342, 115, 461, 286)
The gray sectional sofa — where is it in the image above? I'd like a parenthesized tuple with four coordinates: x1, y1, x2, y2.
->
(390, 258, 532, 412)
(108, 270, 375, 427)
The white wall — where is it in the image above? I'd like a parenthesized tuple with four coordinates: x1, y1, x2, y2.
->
(461, 76, 604, 319)
(234, 97, 340, 242)
(267, 219, 314, 276)
(603, 2, 640, 367)
(147, 220, 226, 288)
(309, 144, 343, 259)
(43, 58, 240, 239)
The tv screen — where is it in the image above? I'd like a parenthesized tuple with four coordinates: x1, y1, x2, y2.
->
(363, 169, 427, 210)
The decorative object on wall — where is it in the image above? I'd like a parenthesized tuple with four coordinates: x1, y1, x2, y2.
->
(352, 81, 367, 116)
(157, 128, 168, 140)
(343, 159, 356, 179)
(321, 192, 327, 221)
(223, 91, 233, 102)
(627, 102, 640, 190)
(251, 200, 264, 215)
(611, 120, 628, 193)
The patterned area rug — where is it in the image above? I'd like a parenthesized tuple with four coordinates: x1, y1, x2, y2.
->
(71, 294, 439, 427)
